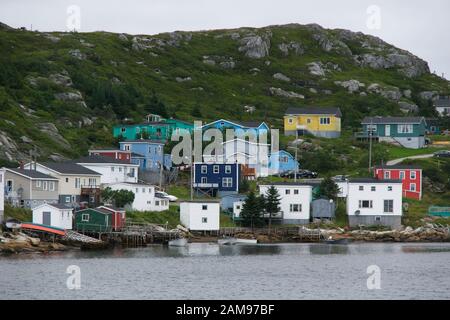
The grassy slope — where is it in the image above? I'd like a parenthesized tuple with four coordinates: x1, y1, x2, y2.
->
(0, 24, 449, 162)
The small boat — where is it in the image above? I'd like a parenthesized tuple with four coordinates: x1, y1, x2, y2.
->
(218, 237, 237, 245)
(235, 238, 258, 245)
(5, 219, 22, 230)
(324, 238, 350, 245)
(168, 238, 188, 247)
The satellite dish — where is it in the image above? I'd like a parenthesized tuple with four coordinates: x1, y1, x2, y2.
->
(355, 210, 361, 216)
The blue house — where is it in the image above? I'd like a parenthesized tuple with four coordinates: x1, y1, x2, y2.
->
(200, 119, 269, 137)
(359, 117, 427, 149)
(119, 140, 172, 171)
(193, 163, 241, 197)
(269, 150, 299, 175)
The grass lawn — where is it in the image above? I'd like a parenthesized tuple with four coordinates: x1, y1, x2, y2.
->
(385, 145, 444, 160)
(4, 205, 32, 222)
(166, 185, 191, 200)
(403, 191, 450, 227)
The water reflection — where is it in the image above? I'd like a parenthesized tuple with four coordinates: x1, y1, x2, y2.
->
(308, 244, 350, 255)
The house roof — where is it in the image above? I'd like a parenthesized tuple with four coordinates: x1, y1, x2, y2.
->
(361, 116, 425, 124)
(201, 119, 268, 130)
(434, 97, 450, 108)
(76, 208, 112, 215)
(97, 205, 125, 213)
(115, 122, 169, 127)
(40, 162, 101, 175)
(258, 182, 318, 187)
(285, 107, 342, 117)
(165, 118, 193, 126)
(89, 149, 130, 153)
(119, 139, 165, 145)
(181, 200, 221, 203)
(374, 165, 422, 170)
(5, 168, 58, 180)
(74, 155, 137, 165)
(33, 203, 73, 210)
(348, 178, 402, 184)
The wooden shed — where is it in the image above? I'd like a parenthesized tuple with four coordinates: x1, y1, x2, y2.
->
(74, 208, 112, 233)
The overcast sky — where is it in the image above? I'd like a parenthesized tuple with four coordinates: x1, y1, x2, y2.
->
(1, 0, 449, 79)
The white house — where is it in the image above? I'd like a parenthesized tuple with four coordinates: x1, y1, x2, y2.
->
(32, 203, 73, 230)
(75, 155, 139, 184)
(346, 178, 403, 229)
(180, 201, 220, 231)
(105, 182, 169, 212)
(258, 183, 314, 225)
(0, 169, 4, 223)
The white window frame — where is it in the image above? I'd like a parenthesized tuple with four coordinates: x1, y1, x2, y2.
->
(222, 177, 233, 188)
(384, 171, 390, 179)
(384, 200, 394, 213)
(410, 171, 416, 180)
(36, 180, 41, 188)
(225, 165, 232, 174)
(320, 117, 331, 125)
(359, 200, 373, 209)
(410, 183, 416, 192)
(398, 124, 413, 134)
(202, 205, 208, 210)
(213, 165, 219, 174)
(201, 177, 207, 184)
(399, 171, 405, 180)
(201, 165, 207, 174)
(81, 214, 89, 222)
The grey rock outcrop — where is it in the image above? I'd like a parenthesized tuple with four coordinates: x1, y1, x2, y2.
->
(419, 91, 438, 100)
(54, 91, 83, 102)
(69, 49, 86, 60)
(269, 87, 304, 99)
(238, 34, 271, 59)
(355, 53, 429, 78)
(398, 101, 419, 113)
(335, 80, 365, 93)
(273, 73, 291, 82)
(308, 62, 326, 77)
(118, 33, 128, 41)
(37, 123, 71, 149)
(380, 87, 402, 101)
(175, 76, 192, 83)
(49, 73, 73, 87)
(278, 41, 304, 56)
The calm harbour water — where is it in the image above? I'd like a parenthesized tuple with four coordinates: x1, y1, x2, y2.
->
(1, 243, 449, 300)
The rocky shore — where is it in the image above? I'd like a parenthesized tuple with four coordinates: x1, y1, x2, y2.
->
(0, 232, 69, 255)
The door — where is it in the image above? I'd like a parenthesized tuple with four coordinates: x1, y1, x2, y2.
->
(43, 212, 51, 226)
(385, 125, 391, 136)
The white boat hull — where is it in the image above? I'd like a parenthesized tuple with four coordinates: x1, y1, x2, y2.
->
(168, 238, 188, 247)
(235, 238, 258, 244)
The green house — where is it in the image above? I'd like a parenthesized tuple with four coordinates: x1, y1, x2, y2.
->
(113, 118, 194, 141)
(359, 117, 427, 149)
(74, 208, 112, 233)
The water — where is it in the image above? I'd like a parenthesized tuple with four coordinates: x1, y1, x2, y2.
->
(1, 243, 450, 300)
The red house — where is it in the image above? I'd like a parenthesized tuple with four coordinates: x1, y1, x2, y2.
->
(88, 149, 132, 163)
(97, 206, 126, 231)
(374, 165, 422, 200)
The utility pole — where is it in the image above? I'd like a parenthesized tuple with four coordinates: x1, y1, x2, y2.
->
(295, 129, 298, 182)
(368, 118, 373, 174)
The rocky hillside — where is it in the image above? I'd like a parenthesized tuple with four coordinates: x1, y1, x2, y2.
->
(0, 22, 449, 163)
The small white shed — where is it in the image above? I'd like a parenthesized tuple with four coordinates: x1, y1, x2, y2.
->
(32, 203, 73, 230)
(180, 201, 220, 231)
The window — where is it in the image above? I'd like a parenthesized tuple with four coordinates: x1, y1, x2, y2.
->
(367, 124, 377, 133)
(88, 178, 96, 186)
(202, 205, 208, 210)
(388, 186, 393, 191)
(410, 171, 416, 180)
(320, 117, 331, 125)
(384, 171, 391, 179)
(147, 201, 151, 204)
(359, 186, 364, 191)
(202, 217, 208, 223)
(36, 180, 41, 188)
(410, 183, 416, 192)
(225, 165, 232, 174)
(124, 144, 131, 151)
(399, 171, 405, 180)
(285, 189, 291, 195)
(75, 178, 80, 188)
(81, 214, 89, 222)
(288, 118, 294, 124)
(280, 156, 288, 163)
(307, 118, 311, 124)
(398, 124, 413, 134)
(66, 178, 69, 183)
(201, 165, 207, 174)
(135, 188, 139, 193)
(119, 167, 122, 172)
(371, 186, 376, 192)
(121, 127, 126, 133)
(236, 205, 241, 210)
(375, 216, 382, 222)
(222, 177, 233, 188)
(156, 201, 160, 206)
(111, 166, 115, 172)
(65, 196, 71, 203)
(213, 165, 219, 174)
(384, 200, 394, 213)
(43, 181, 48, 191)
(201, 177, 207, 184)
(49, 182, 55, 191)
(359, 200, 373, 208)
(294, 189, 299, 195)
(290, 204, 302, 212)
(142, 188, 146, 193)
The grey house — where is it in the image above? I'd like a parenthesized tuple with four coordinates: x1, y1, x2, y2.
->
(312, 198, 336, 220)
(434, 97, 450, 116)
(3, 168, 59, 209)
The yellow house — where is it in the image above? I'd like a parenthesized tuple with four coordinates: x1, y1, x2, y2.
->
(284, 107, 342, 138)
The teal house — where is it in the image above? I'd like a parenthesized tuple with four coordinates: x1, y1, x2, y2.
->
(113, 117, 194, 141)
(359, 117, 427, 149)
(74, 208, 112, 233)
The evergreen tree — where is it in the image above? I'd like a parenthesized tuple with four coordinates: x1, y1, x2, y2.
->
(145, 94, 168, 118)
(191, 105, 202, 118)
(265, 186, 281, 236)
(318, 177, 340, 200)
(240, 191, 264, 230)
